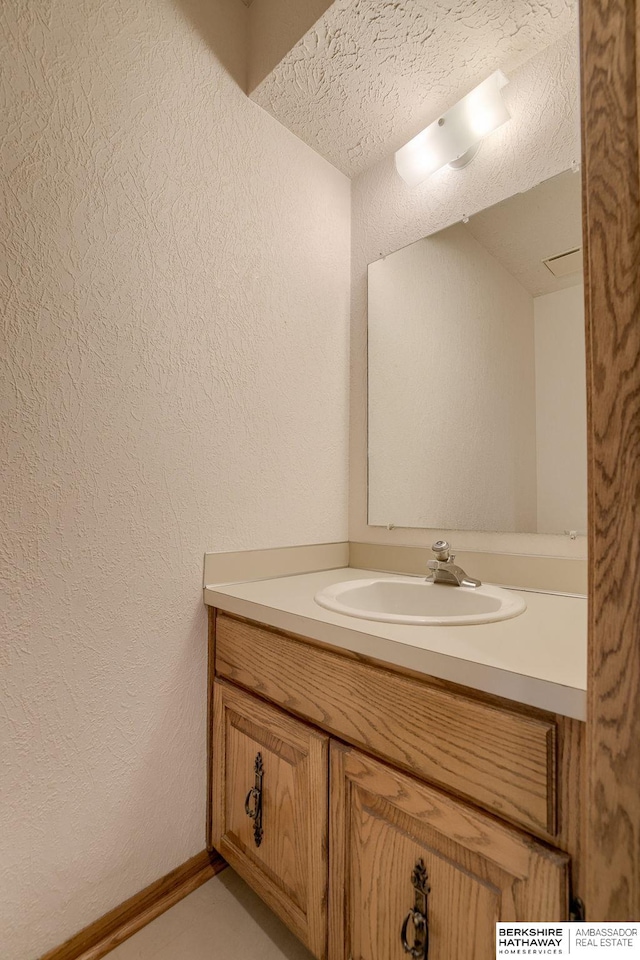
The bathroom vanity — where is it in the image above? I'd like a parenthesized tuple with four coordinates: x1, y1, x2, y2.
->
(205, 568, 586, 960)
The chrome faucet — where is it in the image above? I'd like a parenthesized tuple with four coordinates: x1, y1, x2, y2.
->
(426, 540, 481, 588)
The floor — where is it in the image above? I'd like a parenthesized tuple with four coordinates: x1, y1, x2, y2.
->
(108, 869, 314, 960)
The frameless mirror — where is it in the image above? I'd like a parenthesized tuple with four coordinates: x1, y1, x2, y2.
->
(367, 169, 586, 535)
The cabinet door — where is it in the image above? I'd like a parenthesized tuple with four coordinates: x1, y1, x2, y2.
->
(329, 743, 569, 960)
(212, 680, 329, 958)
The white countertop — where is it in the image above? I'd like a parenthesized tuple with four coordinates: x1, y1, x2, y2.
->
(204, 568, 587, 720)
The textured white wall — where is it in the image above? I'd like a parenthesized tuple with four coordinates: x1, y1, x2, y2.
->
(0, 0, 349, 956)
(534, 284, 587, 534)
(350, 30, 586, 557)
(368, 227, 537, 532)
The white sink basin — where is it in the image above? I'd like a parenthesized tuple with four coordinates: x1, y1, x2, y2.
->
(314, 577, 526, 626)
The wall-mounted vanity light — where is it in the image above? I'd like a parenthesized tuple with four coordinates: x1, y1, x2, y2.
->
(395, 71, 511, 187)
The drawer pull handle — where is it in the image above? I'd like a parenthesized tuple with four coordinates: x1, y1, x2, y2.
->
(400, 860, 430, 959)
(244, 752, 264, 847)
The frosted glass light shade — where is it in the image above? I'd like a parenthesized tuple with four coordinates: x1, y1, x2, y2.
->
(395, 71, 510, 187)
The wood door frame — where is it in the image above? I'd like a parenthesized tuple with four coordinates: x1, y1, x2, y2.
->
(581, 0, 640, 921)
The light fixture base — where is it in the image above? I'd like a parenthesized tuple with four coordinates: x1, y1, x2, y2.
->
(448, 140, 482, 170)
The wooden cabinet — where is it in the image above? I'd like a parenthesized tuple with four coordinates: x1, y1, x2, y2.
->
(211, 680, 329, 958)
(208, 611, 584, 959)
(329, 743, 569, 960)
(214, 613, 559, 836)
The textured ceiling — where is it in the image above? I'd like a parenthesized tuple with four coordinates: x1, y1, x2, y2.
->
(250, 0, 578, 177)
(466, 168, 583, 296)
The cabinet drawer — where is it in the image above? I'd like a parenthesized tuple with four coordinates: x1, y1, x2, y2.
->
(215, 614, 557, 836)
(212, 680, 329, 958)
(329, 743, 569, 960)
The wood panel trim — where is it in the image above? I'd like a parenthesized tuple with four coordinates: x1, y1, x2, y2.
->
(328, 743, 350, 960)
(206, 606, 217, 850)
(39, 850, 226, 960)
(581, 0, 640, 921)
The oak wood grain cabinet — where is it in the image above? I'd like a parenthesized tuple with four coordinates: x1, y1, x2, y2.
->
(330, 743, 568, 960)
(211, 679, 329, 958)
(208, 610, 585, 959)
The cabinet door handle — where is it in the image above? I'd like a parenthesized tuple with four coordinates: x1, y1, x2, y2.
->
(244, 752, 264, 847)
(400, 860, 430, 959)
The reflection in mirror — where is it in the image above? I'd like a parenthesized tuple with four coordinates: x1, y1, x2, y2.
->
(368, 169, 586, 535)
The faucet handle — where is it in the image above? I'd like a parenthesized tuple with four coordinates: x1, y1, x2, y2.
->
(431, 540, 451, 561)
